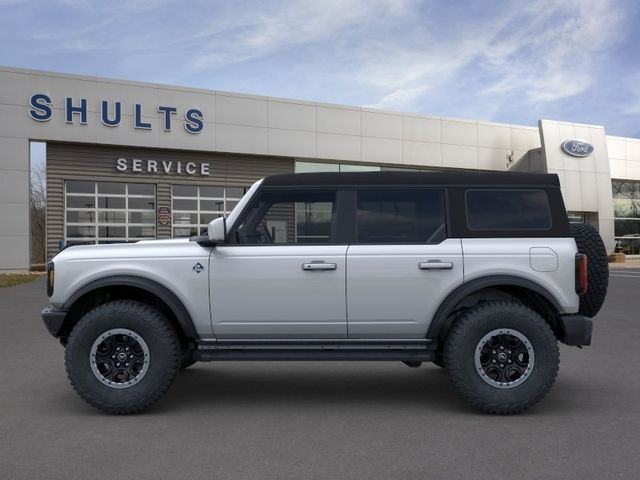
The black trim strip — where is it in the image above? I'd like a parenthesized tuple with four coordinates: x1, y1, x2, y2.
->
(63, 275, 198, 339)
(426, 275, 563, 340)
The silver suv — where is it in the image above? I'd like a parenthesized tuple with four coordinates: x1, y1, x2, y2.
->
(42, 171, 609, 414)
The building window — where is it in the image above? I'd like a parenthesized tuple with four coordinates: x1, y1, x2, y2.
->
(171, 185, 247, 237)
(65, 180, 156, 246)
(612, 180, 640, 254)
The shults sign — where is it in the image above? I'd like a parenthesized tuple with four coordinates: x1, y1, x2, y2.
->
(28, 94, 204, 134)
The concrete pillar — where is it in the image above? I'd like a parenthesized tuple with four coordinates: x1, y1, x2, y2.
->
(0, 136, 30, 270)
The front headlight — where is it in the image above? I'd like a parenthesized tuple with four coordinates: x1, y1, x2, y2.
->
(47, 262, 54, 297)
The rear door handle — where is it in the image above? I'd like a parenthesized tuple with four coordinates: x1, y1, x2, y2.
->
(419, 261, 453, 270)
(302, 262, 337, 271)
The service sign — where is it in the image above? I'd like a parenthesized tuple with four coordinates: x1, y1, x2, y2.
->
(561, 139, 594, 157)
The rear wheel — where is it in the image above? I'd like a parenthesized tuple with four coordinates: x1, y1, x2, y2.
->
(65, 300, 181, 414)
(444, 301, 559, 414)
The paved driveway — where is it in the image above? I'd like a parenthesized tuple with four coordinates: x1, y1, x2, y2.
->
(1, 276, 639, 479)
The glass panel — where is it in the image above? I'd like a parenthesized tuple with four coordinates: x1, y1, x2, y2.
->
(225, 187, 245, 198)
(201, 199, 224, 211)
(612, 180, 640, 199)
(98, 211, 126, 223)
(128, 197, 155, 210)
(66, 240, 93, 247)
(173, 213, 198, 225)
(128, 183, 155, 195)
(172, 199, 197, 210)
(225, 200, 239, 212)
(295, 202, 333, 237)
(614, 219, 640, 237)
(67, 226, 95, 238)
(173, 227, 198, 237)
(172, 185, 198, 197)
(357, 189, 446, 243)
(128, 211, 155, 224)
(613, 199, 640, 219)
(98, 182, 125, 194)
(67, 210, 95, 223)
(98, 197, 126, 209)
(67, 196, 95, 209)
(66, 180, 94, 194)
(615, 237, 640, 255)
(128, 226, 155, 238)
(567, 211, 585, 224)
(295, 161, 340, 173)
(200, 186, 225, 198)
(466, 190, 551, 230)
(339, 164, 381, 172)
(201, 212, 222, 224)
(235, 190, 335, 244)
(98, 226, 126, 238)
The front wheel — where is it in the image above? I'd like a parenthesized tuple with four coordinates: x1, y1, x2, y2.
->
(444, 301, 559, 414)
(65, 300, 181, 414)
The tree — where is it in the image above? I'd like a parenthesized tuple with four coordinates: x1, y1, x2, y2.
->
(30, 162, 47, 266)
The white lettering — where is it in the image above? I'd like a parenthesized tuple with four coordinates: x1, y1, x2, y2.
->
(116, 158, 128, 172)
(115, 158, 209, 175)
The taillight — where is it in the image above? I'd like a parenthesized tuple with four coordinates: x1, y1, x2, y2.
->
(575, 254, 587, 295)
(47, 262, 54, 297)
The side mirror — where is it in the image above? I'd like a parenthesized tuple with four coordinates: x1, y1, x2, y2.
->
(208, 217, 226, 243)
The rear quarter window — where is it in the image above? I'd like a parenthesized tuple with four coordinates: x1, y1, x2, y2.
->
(465, 189, 552, 230)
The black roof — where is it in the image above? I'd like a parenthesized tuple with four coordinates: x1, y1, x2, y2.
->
(262, 171, 560, 188)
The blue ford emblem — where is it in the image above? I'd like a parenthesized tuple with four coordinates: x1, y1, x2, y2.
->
(561, 139, 594, 157)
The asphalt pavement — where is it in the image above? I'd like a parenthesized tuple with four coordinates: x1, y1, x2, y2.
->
(1, 275, 639, 480)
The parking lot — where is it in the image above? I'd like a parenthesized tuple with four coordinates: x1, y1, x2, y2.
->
(1, 273, 639, 480)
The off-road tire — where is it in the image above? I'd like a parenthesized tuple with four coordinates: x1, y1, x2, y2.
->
(65, 300, 181, 414)
(444, 301, 559, 414)
(570, 223, 609, 317)
(180, 346, 197, 370)
(432, 351, 444, 368)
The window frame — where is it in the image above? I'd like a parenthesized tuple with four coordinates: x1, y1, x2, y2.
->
(464, 188, 553, 232)
(354, 187, 448, 245)
(226, 187, 343, 246)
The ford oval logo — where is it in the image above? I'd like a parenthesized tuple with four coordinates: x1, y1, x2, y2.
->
(561, 139, 594, 157)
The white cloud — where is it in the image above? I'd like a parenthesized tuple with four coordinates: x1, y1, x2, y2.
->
(350, 0, 625, 112)
(191, 0, 408, 70)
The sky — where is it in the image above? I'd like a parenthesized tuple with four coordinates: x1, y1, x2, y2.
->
(2, 0, 640, 137)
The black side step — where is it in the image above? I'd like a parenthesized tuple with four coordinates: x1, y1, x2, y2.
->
(195, 339, 435, 362)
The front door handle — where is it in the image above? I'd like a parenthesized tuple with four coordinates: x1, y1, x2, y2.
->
(419, 261, 453, 270)
(302, 262, 337, 271)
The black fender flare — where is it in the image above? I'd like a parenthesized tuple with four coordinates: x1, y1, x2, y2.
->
(426, 275, 563, 341)
(63, 275, 198, 339)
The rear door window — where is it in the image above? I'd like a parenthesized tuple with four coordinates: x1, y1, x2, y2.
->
(356, 189, 446, 243)
(465, 189, 551, 230)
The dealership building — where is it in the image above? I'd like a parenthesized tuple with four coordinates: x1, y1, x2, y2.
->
(1, 65, 640, 270)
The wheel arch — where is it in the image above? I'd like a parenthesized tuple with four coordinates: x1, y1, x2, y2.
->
(59, 275, 198, 344)
(427, 275, 564, 343)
